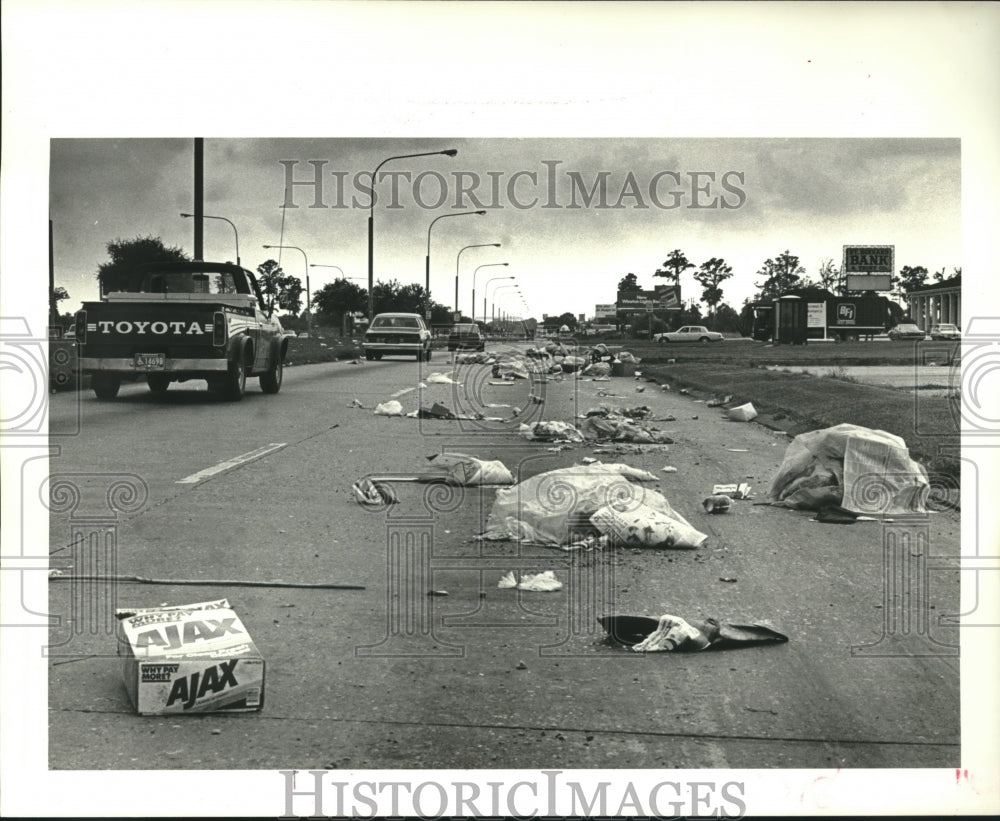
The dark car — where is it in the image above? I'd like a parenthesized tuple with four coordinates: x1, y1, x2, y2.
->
(363, 313, 432, 361)
(887, 323, 927, 341)
(448, 323, 485, 352)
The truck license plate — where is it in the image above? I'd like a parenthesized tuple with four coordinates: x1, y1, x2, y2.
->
(135, 353, 165, 370)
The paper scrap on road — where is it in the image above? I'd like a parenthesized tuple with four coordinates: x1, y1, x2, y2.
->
(374, 400, 404, 416)
(498, 570, 563, 592)
(426, 372, 461, 385)
(425, 452, 514, 486)
(591, 501, 708, 549)
(352, 477, 399, 506)
(599, 614, 788, 652)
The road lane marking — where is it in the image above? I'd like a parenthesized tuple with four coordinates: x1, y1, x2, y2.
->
(176, 443, 287, 484)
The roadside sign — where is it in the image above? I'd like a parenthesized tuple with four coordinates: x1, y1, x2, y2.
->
(452, 311, 460, 322)
(645, 302, 654, 313)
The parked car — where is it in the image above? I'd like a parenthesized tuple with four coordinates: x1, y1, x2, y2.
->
(887, 323, 927, 341)
(653, 325, 724, 344)
(929, 323, 961, 341)
(363, 312, 432, 361)
(447, 323, 485, 352)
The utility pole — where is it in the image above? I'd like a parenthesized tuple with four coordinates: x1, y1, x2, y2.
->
(193, 138, 204, 260)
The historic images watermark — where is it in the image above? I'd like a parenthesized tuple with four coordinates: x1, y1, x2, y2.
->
(279, 160, 748, 212)
(278, 769, 747, 818)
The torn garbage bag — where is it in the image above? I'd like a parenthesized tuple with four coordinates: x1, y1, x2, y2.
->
(591, 500, 708, 548)
(599, 614, 788, 652)
(426, 452, 514, 486)
(769, 423, 929, 514)
(373, 400, 404, 416)
(480, 463, 703, 547)
(519, 420, 584, 442)
(352, 477, 399, 506)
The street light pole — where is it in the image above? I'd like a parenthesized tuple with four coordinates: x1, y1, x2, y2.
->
(483, 275, 515, 327)
(181, 212, 240, 265)
(455, 243, 500, 320)
(263, 244, 309, 333)
(425, 210, 486, 316)
(492, 284, 519, 326)
(472, 262, 508, 323)
(367, 149, 457, 322)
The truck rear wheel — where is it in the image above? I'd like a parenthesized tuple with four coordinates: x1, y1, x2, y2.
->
(221, 354, 247, 401)
(147, 375, 170, 394)
(92, 373, 121, 400)
(260, 355, 283, 394)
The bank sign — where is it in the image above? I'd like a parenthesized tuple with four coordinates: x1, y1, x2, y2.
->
(843, 245, 894, 274)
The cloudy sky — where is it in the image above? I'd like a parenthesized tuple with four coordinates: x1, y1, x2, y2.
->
(50, 137, 961, 319)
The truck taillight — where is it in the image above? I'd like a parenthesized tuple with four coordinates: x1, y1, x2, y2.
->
(75, 310, 86, 343)
(213, 311, 227, 346)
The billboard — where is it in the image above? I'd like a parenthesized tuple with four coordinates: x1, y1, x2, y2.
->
(843, 245, 894, 274)
(846, 274, 893, 292)
(595, 303, 617, 317)
(616, 285, 681, 312)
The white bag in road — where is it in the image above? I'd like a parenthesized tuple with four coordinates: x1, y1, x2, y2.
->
(590, 501, 708, 549)
(373, 400, 404, 416)
(426, 452, 514, 486)
(769, 423, 929, 514)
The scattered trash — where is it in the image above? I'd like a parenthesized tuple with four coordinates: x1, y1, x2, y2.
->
(481, 463, 662, 546)
(425, 452, 514, 485)
(712, 482, 752, 499)
(427, 590, 449, 597)
(582, 361, 612, 378)
(561, 355, 588, 373)
(600, 614, 788, 652)
(581, 456, 598, 465)
(662, 466, 678, 473)
(348, 399, 366, 409)
(812, 505, 887, 524)
(719, 577, 738, 584)
(116, 599, 265, 714)
(417, 402, 457, 420)
(426, 372, 461, 385)
(702, 495, 733, 514)
(352, 477, 399, 506)
(515, 660, 528, 670)
(635, 386, 645, 393)
(519, 420, 584, 443)
(373, 400, 404, 416)
(727, 402, 758, 422)
(707, 395, 733, 408)
(617, 351, 640, 364)
(498, 570, 563, 592)
(769, 423, 930, 514)
(691, 415, 699, 420)
(488, 381, 516, 386)
(577, 408, 674, 444)
(679, 388, 689, 395)
(727, 448, 748, 452)
(591, 501, 708, 549)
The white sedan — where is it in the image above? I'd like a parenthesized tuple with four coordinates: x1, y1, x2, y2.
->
(654, 325, 724, 343)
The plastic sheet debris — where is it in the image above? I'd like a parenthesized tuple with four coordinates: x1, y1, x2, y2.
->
(417, 402, 457, 420)
(481, 463, 661, 546)
(727, 402, 758, 422)
(561, 355, 588, 373)
(712, 482, 752, 499)
(617, 351, 640, 364)
(662, 466, 678, 473)
(600, 614, 788, 652)
(425, 452, 514, 485)
(577, 410, 673, 444)
(702, 494, 733, 514)
(492, 358, 531, 380)
(373, 400, 404, 416)
(498, 570, 563, 591)
(591, 501, 708, 549)
(519, 420, 584, 443)
(769, 423, 929, 514)
(352, 477, 399, 506)
(707, 395, 733, 408)
(582, 361, 612, 378)
(426, 372, 461, 385)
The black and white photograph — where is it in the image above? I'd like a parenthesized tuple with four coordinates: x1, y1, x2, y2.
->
(2, 1, 998, 817)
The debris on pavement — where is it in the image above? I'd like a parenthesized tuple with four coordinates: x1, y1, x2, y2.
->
(116, 599, 266, 714)
(812, 505, 888, 524)
(769, 423, 930, 514)
(599, 614, 788, 652)
(702, 494, 733, 514)
(417, 402, 457, 420)
(707, 395, 733, 408)
(373, 400, 404, 416)
(712, 482, 752, 499)
(582, 361, 612, 378)
(727, 402, 758, 422)
(480, 463, 663, 546)
(425, 452, 514, 486)
(427, 590, 449, 597)
(348, 399, 366, 408)
(591, 500, 708, 549)
(352, 477, 399, 505)
(425, 372, 461, 385)
(519, 420, 585, 443)
(662, 466, 678, 473)
(497, 570, 563, 591)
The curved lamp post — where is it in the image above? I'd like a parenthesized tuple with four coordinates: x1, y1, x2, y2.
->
(425, 211, 486, 314)
(484, 275, 515, 325)
(491, 283, 520, 325)
(455, 243, 500, 319)
(367, 149, 457, 320)
(181, 212, 239, 265)
(263, 244, 309, 332)
(472, 262, 508, 323)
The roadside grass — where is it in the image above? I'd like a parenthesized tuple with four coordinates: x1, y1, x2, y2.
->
(642, 360, 960, 484)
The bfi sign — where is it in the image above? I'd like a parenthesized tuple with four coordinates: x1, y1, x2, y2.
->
(843, 245, 894, 274)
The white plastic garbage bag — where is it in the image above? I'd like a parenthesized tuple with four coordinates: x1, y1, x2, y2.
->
(426, 372, 461, 385)
(497, 570, 563, 591)
(583, 361, 612, 377)
(769, 423, 929, 514)
(481, 463, 668, 546)
(590, 501, 708, 548)
(426, 452, 514, 485)
(373, 400, 404, 416)
(519, 420, 584, 442)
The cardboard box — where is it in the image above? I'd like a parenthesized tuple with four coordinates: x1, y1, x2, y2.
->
(116, 599, 265, 715)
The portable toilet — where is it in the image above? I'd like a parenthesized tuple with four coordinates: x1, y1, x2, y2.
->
(774, 295, 808, 345)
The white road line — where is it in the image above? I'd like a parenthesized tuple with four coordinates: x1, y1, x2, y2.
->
(176, 443, 287, 484)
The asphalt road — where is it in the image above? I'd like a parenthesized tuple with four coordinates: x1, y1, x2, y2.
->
(47, 349, 960, 770)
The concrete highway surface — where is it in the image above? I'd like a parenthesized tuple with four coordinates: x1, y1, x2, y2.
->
(47, 348, 960, 770)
